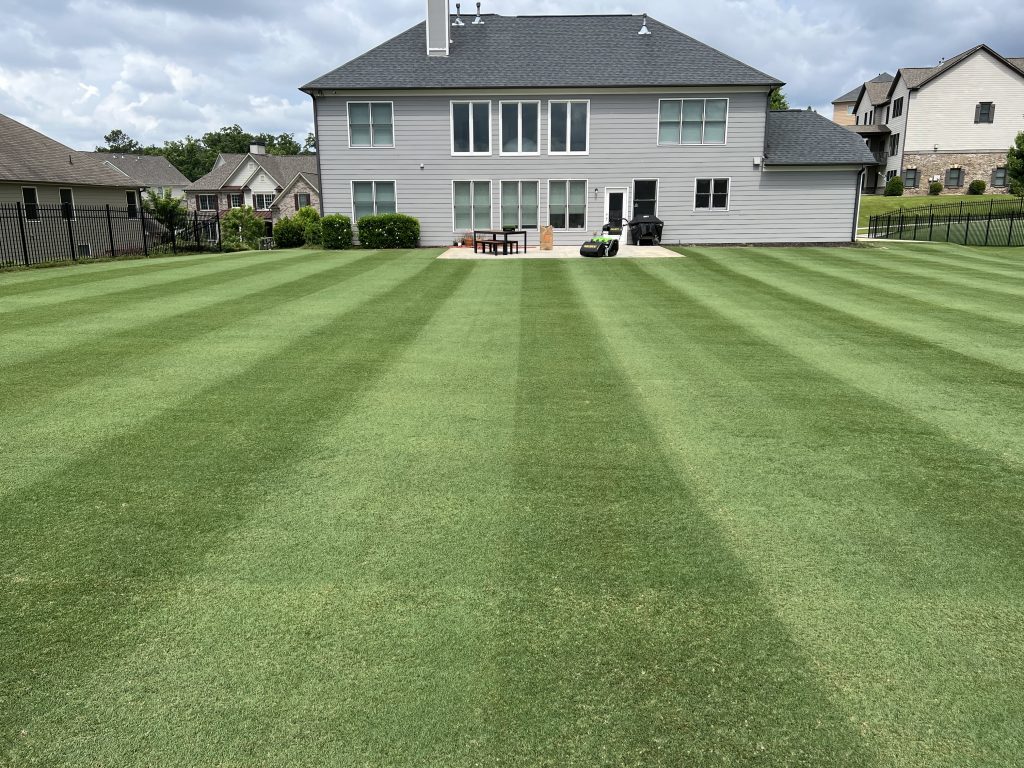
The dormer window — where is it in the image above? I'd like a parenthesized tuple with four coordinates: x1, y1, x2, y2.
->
(975, 102, 995, 123)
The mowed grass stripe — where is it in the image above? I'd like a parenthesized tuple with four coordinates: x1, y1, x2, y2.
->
(28, 261, 522, 766)
(0, 251, 426, 497)
(834, 248, 1024, 298)
(0, 258, 473, 752)
(483, 261, 874, 765)
(884, 244, 1024, 279)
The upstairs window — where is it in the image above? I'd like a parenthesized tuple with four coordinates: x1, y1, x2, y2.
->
(888, 133, 900, 155)
(21, 187, 39, 220)
(945, 168, 964, 188)
(548, 180, 586, 229)
(659, 98, 727, 145)
(892, 97, 904, 118)
(349, 102, 394, 147)
(353, 181, 396, 220)
(59, 188, 75, 220)
(903, 168, 919, 188)
(695, 178, 730, 210)
(500, 181, 538, 229)
(253, 193, 275, 211)
(633, 180, 658, 217)
(197, 194, 217, 211)
(500, 102, 539, 154)
(975, 102, 995, 123)
(453, 180, 491, 230)
(452, 101, 491, 154)
(993, 167, 1008, 187)
(228, 193, 243, 208)
(549, 101, 589, 154)
(847, 105, 855, 115)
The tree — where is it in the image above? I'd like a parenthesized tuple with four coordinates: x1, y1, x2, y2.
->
(162, 135, 216, 181)
(769, 89, 789, 110)
(1008, 131, 1024, 196)
(302, 132, 317, 154)
(97, 129, 143, 153)
(202, 124, 254, 156)
(220, 207, 265, 251)
(143, 188, 186, 229)
(262, 132, 302, 155)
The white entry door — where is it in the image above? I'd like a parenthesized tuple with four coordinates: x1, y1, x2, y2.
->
(603, 187, 628, 240)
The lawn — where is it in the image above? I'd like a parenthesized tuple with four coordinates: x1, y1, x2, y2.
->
(2, 243, 1023, 767)
(858, 192, 1013, 226)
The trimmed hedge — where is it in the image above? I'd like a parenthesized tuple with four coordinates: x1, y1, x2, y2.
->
(294, 206, 322, 246)
(357, 213, 420, 249)
(322, 214, 353, 249)
(272, 216, 305, 248)
(884, 176, 904, 196)
(968, 179, 987, 195)
(928, 181, 943, 195)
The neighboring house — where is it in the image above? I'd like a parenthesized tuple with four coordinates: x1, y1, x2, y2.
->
(300, 6, 875, 246)
(0, 113, 150, 263)
(184, 143, 319, 235)
(847, 45, 1024, 195)
(831, 73, 892, 127)
(89, 153, 191, 198)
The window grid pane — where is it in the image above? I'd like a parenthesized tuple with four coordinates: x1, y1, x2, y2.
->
(521, 103, 538, 152)
(548, 181, 566, 228)
(502, 104, 518, 153)
(453, 103, 471, 153)
(521, 182, 538, 229)
(471, 102, 489, 153)
(569, 102, 588, 152)
(550, 103, 567, 152)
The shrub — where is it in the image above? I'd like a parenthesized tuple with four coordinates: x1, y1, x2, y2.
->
(293, 206, 322, 246)
(357, 213, 420, 249)
(322, 214, 353, 249)
(272, 216, 305, 248)
(968, 179, 987, 195)
(220, 206, 264, 251)
(884, 176, 904, 196)
(928, 181, 943, 195)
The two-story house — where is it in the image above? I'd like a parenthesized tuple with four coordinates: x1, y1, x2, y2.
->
(300, 5, 874, 246)
(847, 45, 1024, 195)
(832, 73, 892, 128)
(184, 143, 320, 235)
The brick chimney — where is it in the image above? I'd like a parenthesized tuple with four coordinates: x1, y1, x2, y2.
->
(249, 141, 267, 155)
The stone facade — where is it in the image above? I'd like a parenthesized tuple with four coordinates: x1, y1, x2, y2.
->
(271, 178, 321, 220)
(900, 151, 1010, 195)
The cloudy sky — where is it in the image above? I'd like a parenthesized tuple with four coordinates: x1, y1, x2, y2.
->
(1, 0, 1021, 150)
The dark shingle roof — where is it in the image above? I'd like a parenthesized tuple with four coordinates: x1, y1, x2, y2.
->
(87, 153, 190, 187)
(765, 110, 877, 166)
(0, 114, 138, 187)
(185, 153, 318, 192)
(832, 72, 891, 104)
(302, 14, 781, 91)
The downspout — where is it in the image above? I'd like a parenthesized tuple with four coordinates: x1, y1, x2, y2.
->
(310, 91, 325, 217)
(852, 166, 866, 242)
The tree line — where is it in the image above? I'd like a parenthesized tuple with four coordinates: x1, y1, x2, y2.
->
(95, 125, 316, 182)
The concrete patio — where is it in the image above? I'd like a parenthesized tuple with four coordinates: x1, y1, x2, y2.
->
(437, 244, 684, 259)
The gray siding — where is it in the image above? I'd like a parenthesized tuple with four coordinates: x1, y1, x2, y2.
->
(315, 90, 859, 245)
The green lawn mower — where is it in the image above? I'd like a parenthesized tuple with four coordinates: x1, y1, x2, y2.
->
(579, 220, 625, 257)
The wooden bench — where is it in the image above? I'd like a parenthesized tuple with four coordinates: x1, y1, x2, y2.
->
(475, 238, 520, 255)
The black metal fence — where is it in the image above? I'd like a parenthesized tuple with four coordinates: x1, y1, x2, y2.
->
(868, 196, 1024, 247)
(0, 202, 222, 268)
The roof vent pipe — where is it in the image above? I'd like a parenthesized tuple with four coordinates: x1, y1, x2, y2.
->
(452, 3, 464, 26)
(472, 2, 483, 24)
(638, 14, 651, 35)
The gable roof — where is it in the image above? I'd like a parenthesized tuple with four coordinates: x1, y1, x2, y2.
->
(0, 114, 139, 188)
(272, 172, 321, 208)
(833, 72, 891, 104)
(886, 44, 1024, 99)
(87, 153, 190, 188)
(764, 110, 877, 166)
(185, 153, 318, 192)
(302, 14, 782, 91)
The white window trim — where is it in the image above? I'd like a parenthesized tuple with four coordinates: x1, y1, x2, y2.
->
(631, 178, 660, 219)
(546, 179, 588, 231)
(351, 180, 399, 221)
(498, 101, 541, 156)
(21, 186, 39, 222)
(295, 192, 312, 209)
(547, 100, 590, 156)
(197, 193, 218, 212)
(657, 97, 730, 146)
(499, 179, 541, 230)
(346, 101, 396, 149)
(253, 193, 275, 211)
(59, 187, 76, 221)
(228, 192, 244, 208)
(603, 186, 630, 229)
(450, 101, 493, 156)
(693, 177, 731, 212)
(451, 180, 493, 232)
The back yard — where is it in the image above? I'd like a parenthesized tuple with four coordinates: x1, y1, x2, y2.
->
(2, 243, 1023, 766)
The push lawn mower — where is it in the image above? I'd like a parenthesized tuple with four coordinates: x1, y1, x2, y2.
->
(579, 219, 627, 257)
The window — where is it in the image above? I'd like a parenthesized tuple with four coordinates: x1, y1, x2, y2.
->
(197, 194, 218, 211)
(659, 98, 727, 145)
(77, 243, 91, 258)
(885, 169, 897, 182)
(885, 106, 890, 123)
(500, 181, 538, 229)
(348, 102, 394, 147)
(500, 101, 539, 154)
(59, 188, 75, 220)
(892, 97, 904, 118)
(21, 187, 39, 220)
(228, 193, 243, 208)
(695, 178, 729, 210)
(452, 101, 491, 154)
(453, 181, 491, 230)
(253, 193, 275, 211)
(945, 168, 964, 188)
(888, 133, 900, 155)
(548, 180, 586, 229)
(295, 192, 312, 209)
(633, 179, 658, 217)
(549, 101, 589, 154)
(126, 190, 138, 219)
(975, 102, 995, 123)
(352, 181, 396, 221)
(993, 167, 1008, 187)
(903, 169, 919, 188)
(847, 105, 855, 115)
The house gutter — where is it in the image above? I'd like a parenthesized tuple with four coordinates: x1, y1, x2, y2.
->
(310, 92, 325, 217)
(852, 166, 866, 241)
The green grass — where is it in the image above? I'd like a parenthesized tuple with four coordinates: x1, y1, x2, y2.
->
(859, 193, 1013, 226)
(2, 244, 1024, 766)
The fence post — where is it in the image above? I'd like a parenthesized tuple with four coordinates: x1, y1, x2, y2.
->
(16, 202, 30, 267)
(984, 209, 992, 246)
(105, 204, 115, 257)
(964, 213, 971, 246)
(1008, 213, 1016, 247)
(947, 213, 953, 242)
(140, 205, 149, 257)
(66, 209, 77, 261)
(929, 212, 934, 241)
(913, 214, 920, 240)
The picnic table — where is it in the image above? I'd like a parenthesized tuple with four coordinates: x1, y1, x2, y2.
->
(473, 229, 527, 255)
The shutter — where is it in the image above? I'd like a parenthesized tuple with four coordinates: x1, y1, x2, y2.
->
(294, 194, 299, 210)
(974, 103, 982, 123)
(989, 103, 995, 122)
